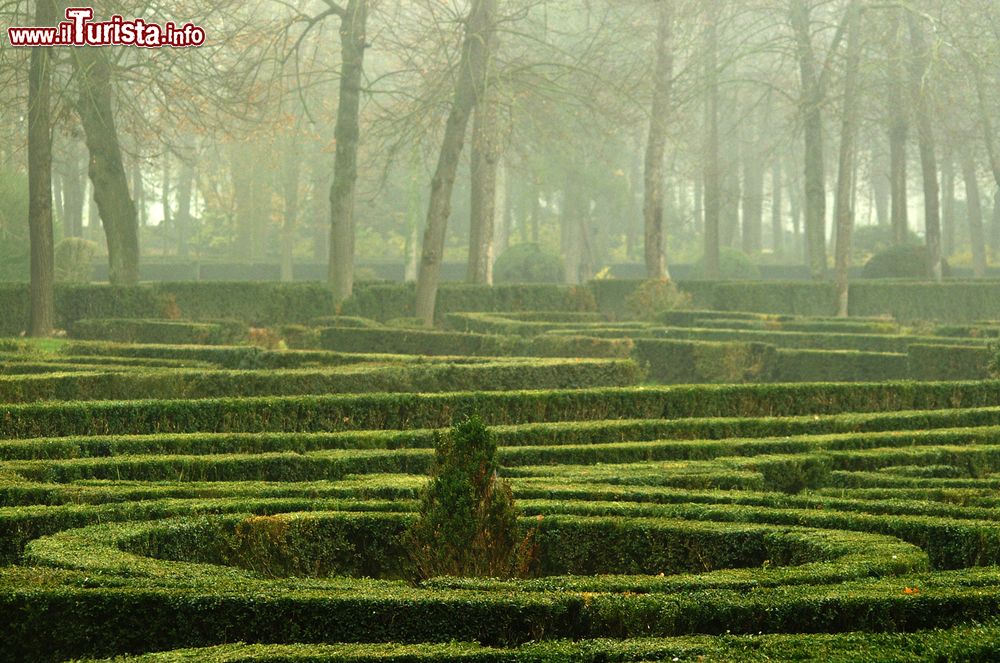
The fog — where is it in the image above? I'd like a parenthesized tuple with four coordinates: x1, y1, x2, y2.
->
(3, 0, 1000, 328)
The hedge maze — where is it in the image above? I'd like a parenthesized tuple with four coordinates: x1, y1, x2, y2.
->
(5, 281, 1000, 660)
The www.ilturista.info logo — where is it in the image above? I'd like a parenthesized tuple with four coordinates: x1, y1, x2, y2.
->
(8, 7, 205, 48)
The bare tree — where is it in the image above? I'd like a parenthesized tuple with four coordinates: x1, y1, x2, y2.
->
(789, 0, 847, 279)
(329, 0, 369, 303)
(415, 0, 496, 325)
(702, 0, 721, 279)
(28, 0, 56, 335)
(907, 11, 942, 281)
(642, 0, 675, 280)
(72, 46, 140, 285)
(833, 0, 861, 317)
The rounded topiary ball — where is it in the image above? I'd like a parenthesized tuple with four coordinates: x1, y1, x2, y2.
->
(862, 244, 951, 279)
(691, 247, 761, 280)
(493, 243, 564, 284)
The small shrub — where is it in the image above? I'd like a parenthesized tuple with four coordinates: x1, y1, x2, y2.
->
(862, 244, 952, 279)
(249, 327, 286, 350)
(625, 279, 692, 321)
(852, 226, 921, 263)
(494, 243, 564, 284)
(54, 238, 97, 283)
(406, 417, 537, 579)
(692, 247, 762, 280)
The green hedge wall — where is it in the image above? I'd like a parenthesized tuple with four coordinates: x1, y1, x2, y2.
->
(4, 381, 1000, 439)
(342, 283, 596, 323)
(695, 281, 1000, 322)
(0, 360, 641, 403)
(68, 319, 247, 346)
(773, 350, 910, 383)
(632, 339, 775, 384)
(318, 327, 633, 359)
(907, 344, 993, 381)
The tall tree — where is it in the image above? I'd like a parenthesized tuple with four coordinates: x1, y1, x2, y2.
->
(702, 1, 721, 279)
(908, 12, 942, 281)
(329, 0, 369, 303)
(960, 150, 987, 278)
(886, 7, 910, 245)
(72, 47, 140, 285)
(833, 0, 862, 317)
(642, 0, 675, 280)
(789, 0, 846, 279)
(467, 50, 502, 284)
(415, 0, 496, 325)
(28, 0, 56, 336)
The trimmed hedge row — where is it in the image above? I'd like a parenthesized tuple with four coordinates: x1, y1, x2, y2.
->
(692, 281, 1000, 322)
(5, 381, 1000, 438)
(68, 319, 248, 346)
(908, 344, 992, 381)
(6, 281, 1000, 337)
(772, 349, 910, 383)
(72, 625, 1000, 663)
(0, 360, 641, 403)
(5, 563, 1000, 661)
(632, 339, 775, 384)
(318, 327, 634, 359)
(342, 283, 596, 323)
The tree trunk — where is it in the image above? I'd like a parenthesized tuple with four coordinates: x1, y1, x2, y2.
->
(529, 186, 540, 244)
(833, 0, 861, 317)
(702, 3, 721, 279)
(872, 148, 889, 227)
(61, 139, 85, 238)
(643, 0, 675, 280)
(281, 134, 302, 283)
(961, 152, 987, 279)
(790, 0, 828, 279)
(230, 144, 254, 257)
(907, 13, 942, 282)
(415, 0, 495, 325)
(771, 159, 784, 256)
(496, 160, 512, 256)
(86, 182, 100, 241)
(561, 178, 583, 284)
(787, 153, 804, 262)
(467, 80, 501, 284)
(720, 132, 741, 248)
(742, 153, 764, 256)
(175, 153, 194, 259)
(942, 150, 956, 258)
(161, 155, 172, 230)
(73, 47, 140, 285)
(887, 7, 909, 245)
(329, 0, 368, 303)
(309, 159, 329, 262)
(28, 0, 56, 336)
(131, 158, 146, 228)
(993, 190, 1000, 256)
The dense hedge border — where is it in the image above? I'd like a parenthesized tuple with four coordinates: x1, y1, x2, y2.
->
(3, 380, 1000, 439)
(71, 625, 1000, 663)
(69, 319, 248, 346)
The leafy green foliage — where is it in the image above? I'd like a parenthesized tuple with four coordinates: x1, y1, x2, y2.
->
(493, 243, 564, 284)
(54, 238, 98, 283)
(406, 417, 536, 579)
(624, 279, 692, 320)
(862, 244, 953, 279)
(692, 247, 762, 280)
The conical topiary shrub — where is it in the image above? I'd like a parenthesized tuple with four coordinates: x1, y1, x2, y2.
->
(406, 416, 537, 579)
